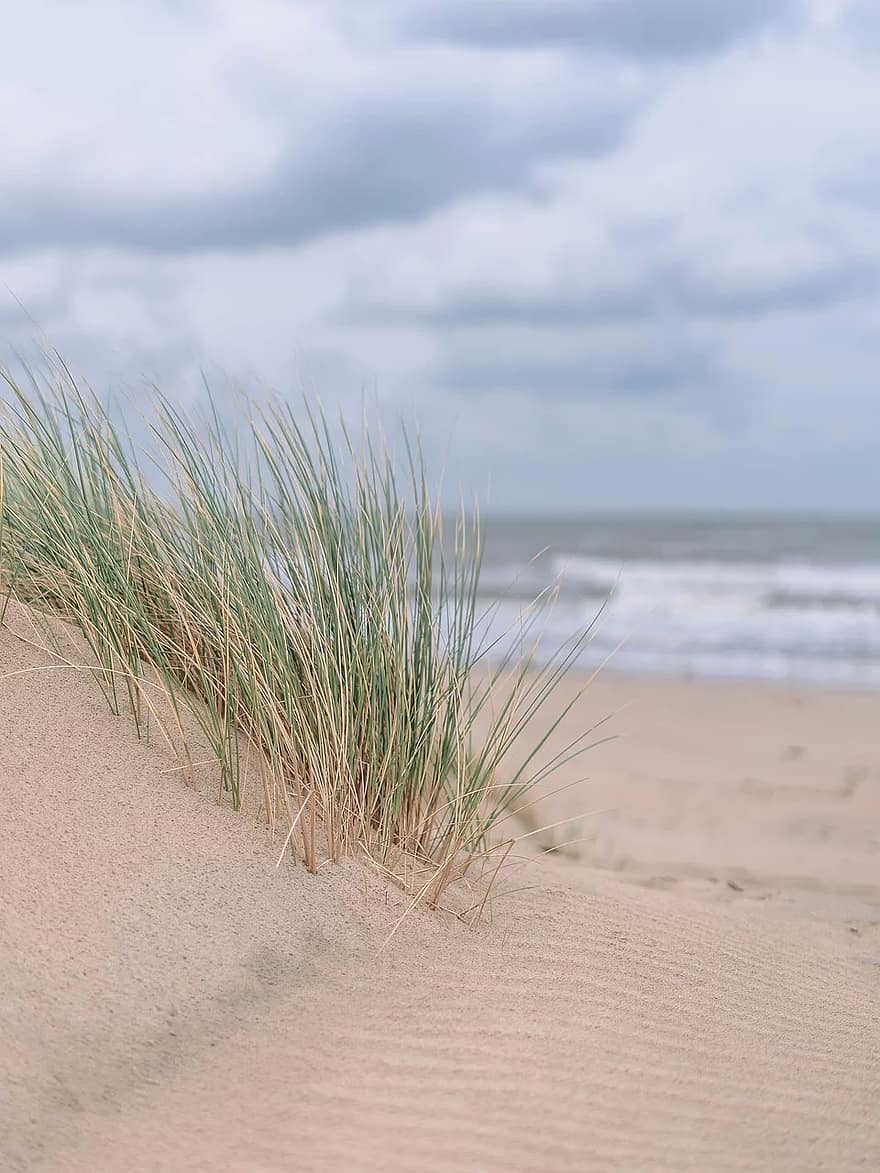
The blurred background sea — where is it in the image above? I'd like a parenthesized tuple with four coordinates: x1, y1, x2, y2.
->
(476, 514, 880, 688)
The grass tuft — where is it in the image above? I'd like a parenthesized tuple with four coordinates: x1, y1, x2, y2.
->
(0, 357, 598, 914)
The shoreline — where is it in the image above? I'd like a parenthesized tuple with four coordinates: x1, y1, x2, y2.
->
(488, 656, 880, 696)
(595, 663, 880, 694)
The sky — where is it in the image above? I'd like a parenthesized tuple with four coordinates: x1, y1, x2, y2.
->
(2, 0, 879, 510)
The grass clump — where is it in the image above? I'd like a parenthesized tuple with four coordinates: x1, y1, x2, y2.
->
(0, 358, 596, 913)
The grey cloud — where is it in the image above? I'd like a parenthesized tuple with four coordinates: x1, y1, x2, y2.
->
(2, 324, 199, 408)
(436, 347, 719, 399)
(398, 0, 801, 58)
(823, 151, 880, 210)
(0, 87, 635, 256)
(346, 289, 657, 328)
(343, 253, 879, 332)
(840, 1, 880, 51)
(677, 259, 880, 317)
(1, 268, 198, 398)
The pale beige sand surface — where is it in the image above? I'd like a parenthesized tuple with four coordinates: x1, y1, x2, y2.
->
(500, 673, 880, 941)
(2, 605, 879, 1172)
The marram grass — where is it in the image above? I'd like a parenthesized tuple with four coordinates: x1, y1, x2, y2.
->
(0, 360, 599, 914)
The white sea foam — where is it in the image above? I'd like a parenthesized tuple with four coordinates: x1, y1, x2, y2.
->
(477, 546, 880, 687)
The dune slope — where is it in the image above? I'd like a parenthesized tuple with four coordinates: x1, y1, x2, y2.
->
(2, 610, 878, 1172)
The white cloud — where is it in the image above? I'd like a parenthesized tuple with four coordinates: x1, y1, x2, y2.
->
(2, 0, 880, 507)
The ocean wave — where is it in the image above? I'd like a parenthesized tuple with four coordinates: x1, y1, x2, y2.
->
(475, 551, 880, 687)
(552, 554, 880, 603)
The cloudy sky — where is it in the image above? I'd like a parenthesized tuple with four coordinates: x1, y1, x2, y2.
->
(2, 0, 879, 509)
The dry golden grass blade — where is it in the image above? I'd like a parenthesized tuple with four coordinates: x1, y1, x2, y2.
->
(0, 359, 599, 913)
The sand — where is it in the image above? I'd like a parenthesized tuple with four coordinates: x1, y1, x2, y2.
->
(498, 672, 880, 936)
(2, 602, 879, 1172)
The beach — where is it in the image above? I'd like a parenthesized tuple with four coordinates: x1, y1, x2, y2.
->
(501, 671, 880, 934)
(6, 1, 880, 1167)
(3, 604, 879, 1172)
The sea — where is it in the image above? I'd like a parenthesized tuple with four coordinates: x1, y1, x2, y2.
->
(475, 514, 880, 689)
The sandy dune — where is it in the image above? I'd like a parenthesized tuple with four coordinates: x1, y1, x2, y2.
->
(2, 605, 879, 1171)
